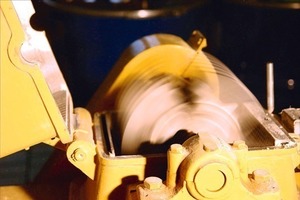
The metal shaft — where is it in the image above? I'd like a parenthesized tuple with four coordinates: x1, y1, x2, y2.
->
(266, 62, 274, 113)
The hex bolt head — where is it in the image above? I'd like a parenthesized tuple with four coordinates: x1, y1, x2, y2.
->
(144, 176, 162, 190)
(73, 148, 86, 162)
(252, 169, 271, 183)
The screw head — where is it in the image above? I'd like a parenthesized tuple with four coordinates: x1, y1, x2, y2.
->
(73, 148, 86, 161)
(144, 176, 162, 190)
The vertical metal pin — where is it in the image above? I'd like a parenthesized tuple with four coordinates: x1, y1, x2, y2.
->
(294, 119, 300, 135)
(266, 62, 274, 113)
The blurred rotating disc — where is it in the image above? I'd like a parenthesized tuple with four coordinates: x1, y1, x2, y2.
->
(113, 35, 264, 155)
(118, 74, 245, 155)
(118, 75, 187, 154)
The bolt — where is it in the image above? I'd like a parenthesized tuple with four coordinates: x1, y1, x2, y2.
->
(73, 148, 86, 161)
(252, 169, 271, 183)
(170, 144, 184, 154)
(233, 140, 247, 150)
(144, 176, 162, 190)
(294, 119, 300, 134)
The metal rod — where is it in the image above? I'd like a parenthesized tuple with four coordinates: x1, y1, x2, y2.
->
(266, 62, 274, 113)
(294, 119, 300, 135)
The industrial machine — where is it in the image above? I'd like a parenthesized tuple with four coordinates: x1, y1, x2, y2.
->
(1, 1, 300, 199)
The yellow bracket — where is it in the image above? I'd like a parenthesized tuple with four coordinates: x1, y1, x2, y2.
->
(67, 108, 96, 179)
(187, 30, 207, 51)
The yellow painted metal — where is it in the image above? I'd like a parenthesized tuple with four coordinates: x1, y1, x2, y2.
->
(85, 130, 299, 200)
(0, 186, 34, 200)
(134, 135, 299, 200)
(166, 144, 189, 189)
(67, 108, 96, 179)
(0, 1, 71, 158)
(0, 184, 70, 200)
(86, 153, 149, 199)
(245, 147, 299, 200)
(83, 113, 153, 199)
(174, 134, 297, 200)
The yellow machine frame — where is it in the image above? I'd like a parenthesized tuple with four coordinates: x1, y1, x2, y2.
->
(1, 1, 300, 200)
